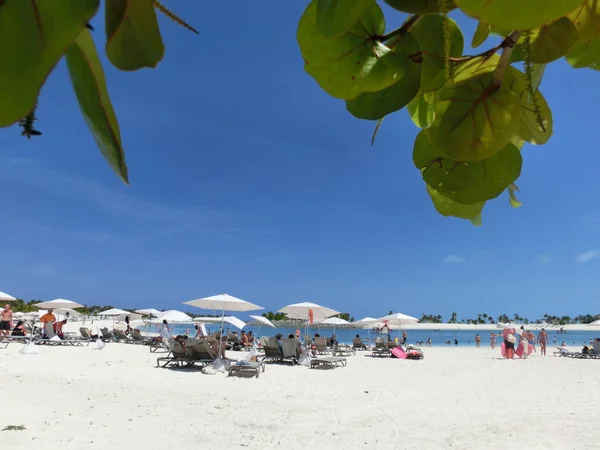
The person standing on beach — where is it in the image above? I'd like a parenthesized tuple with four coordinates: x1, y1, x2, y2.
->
(537, 328, 548, 356)
(490, 332, 497, 350)
(0, 304, 12, 339)
(402, 330, 407, 345)
(39, 309, 56, 338)
(502, 327, 516, 359)
(475, 334, 481, 348)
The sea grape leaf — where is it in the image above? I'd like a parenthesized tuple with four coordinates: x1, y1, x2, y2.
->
(428, 72, 521, 161)
(411, 15, 464, 91)
(508, 183, 523, 208)
(66, 29, 129, 184)
(422, 142, 523, 205)
(412, 130, 442, 169)
(105, 0, 165, 71)
(566, 36, 600, 69)
(0, 0, 99, 127)
(384, 0, 457, 14)
(407, 91, 438, 129)
(472, 21, 490, 48)
(316, 0, 375, 37)
(510, 19, 578, 64)
(298, 1, 409, 99)
(508, 67, 553, 145)
(346, 33, 421, 120)
(469, 214, 483, 226)
(426, 184, 485, 221)
(568, 0, 600, 42)
(531, 64, 546, 91)
(455, 0, 586, 31)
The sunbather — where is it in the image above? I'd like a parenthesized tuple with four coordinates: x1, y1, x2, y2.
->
(288, 334, 303, 355)
(11, 320, 27, 336)
(53, 319, 68, 339)
(212, 336, 229, 360)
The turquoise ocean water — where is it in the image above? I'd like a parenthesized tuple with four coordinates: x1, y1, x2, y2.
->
(148, 323, 600, 348)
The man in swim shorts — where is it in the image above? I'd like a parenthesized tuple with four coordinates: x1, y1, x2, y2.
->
(0, 304, 12, 339)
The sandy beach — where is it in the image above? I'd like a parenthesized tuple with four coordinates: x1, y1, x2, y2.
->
(1, 341, 598, 450)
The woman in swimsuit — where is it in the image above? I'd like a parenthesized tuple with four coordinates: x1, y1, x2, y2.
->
(537, 328, 548, 356)
(490, 332, 496, 350)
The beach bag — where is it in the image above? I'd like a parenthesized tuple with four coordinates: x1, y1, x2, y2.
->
(91, 338, 106, 350)
(20, 341, 40, 355)
(298, 351, 312, 367)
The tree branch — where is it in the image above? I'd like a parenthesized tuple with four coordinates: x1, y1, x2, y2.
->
(379, 15, 422, 42)
(492, 31, 522, 87)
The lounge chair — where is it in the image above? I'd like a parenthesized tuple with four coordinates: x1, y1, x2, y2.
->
(352, 337, 367, 350)
(100, 328, 113, 342)
(553, 347, 588, 358)
(372, 337, 391, 357)
(314, 337, 331, 355)
(228, 360, 266, 378)
(113, 329, 132, 343)
(332, 344, 356, 357)
(310, 356, 347, 369)
(130, 329, 152, 345)
(262, 337, 299, 365)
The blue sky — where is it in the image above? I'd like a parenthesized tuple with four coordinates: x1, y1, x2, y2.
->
(0, 2, 599, 321)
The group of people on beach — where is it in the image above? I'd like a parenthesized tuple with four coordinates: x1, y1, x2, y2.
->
(493, 326, 549, 359)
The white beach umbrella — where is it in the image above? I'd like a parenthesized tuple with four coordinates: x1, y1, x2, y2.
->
(355, 317, 380, 325)
(99, 308, 129, 316)
(223, 316, 246, 331)
(135, 308, 161, 317)
(184, 294, 262, 363)
(279, 302, 339, 344)
(154, 310, 193, 323)
(379, 313, 419, 342)
(317, 316, 349, 334)
(192, 316, 223, 323)
(183, 293, 263, 313)
(0, 290, 16, 302)
(114, 313, 143, 322)
(278, 302, 339, 321)
(35, 298, 84, 309)
(248, 315, 276, 328)
(53, 308, 81, 317)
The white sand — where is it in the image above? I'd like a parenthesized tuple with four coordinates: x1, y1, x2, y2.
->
(1, 343, 598, 449)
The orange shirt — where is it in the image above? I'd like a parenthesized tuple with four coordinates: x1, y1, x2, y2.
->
(40, 313, 56, 324)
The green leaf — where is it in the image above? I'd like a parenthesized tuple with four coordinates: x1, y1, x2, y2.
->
(455, 0, 586, 31)
(345, 33, 421, 120)
(384, 0, 457, 14)
(531, 64, 546, 91)
(105, 0, 165, 71)
(471, 22, 490, 48)
(298, 1, 408, 99)
(407, 91, 438, 129)
(411, 15, 464, 91)
(469, 214, 483, 226)
(428, 72, 521, 161)
(568, 0, 600, 42)
(510, 19, 578, 64)
(426, 184, 485, 221)
(0, 0, 99, 127)
(508, 67, 553, 145)
(508, 183, 524, 208)
(566, 36, 600, 69)
(412, 130, 442, 169)
(316, 0, 375, 37)
(66, 29, 129, 184)
(371, 118, 384, 146)
(422, 141, 523, 205)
